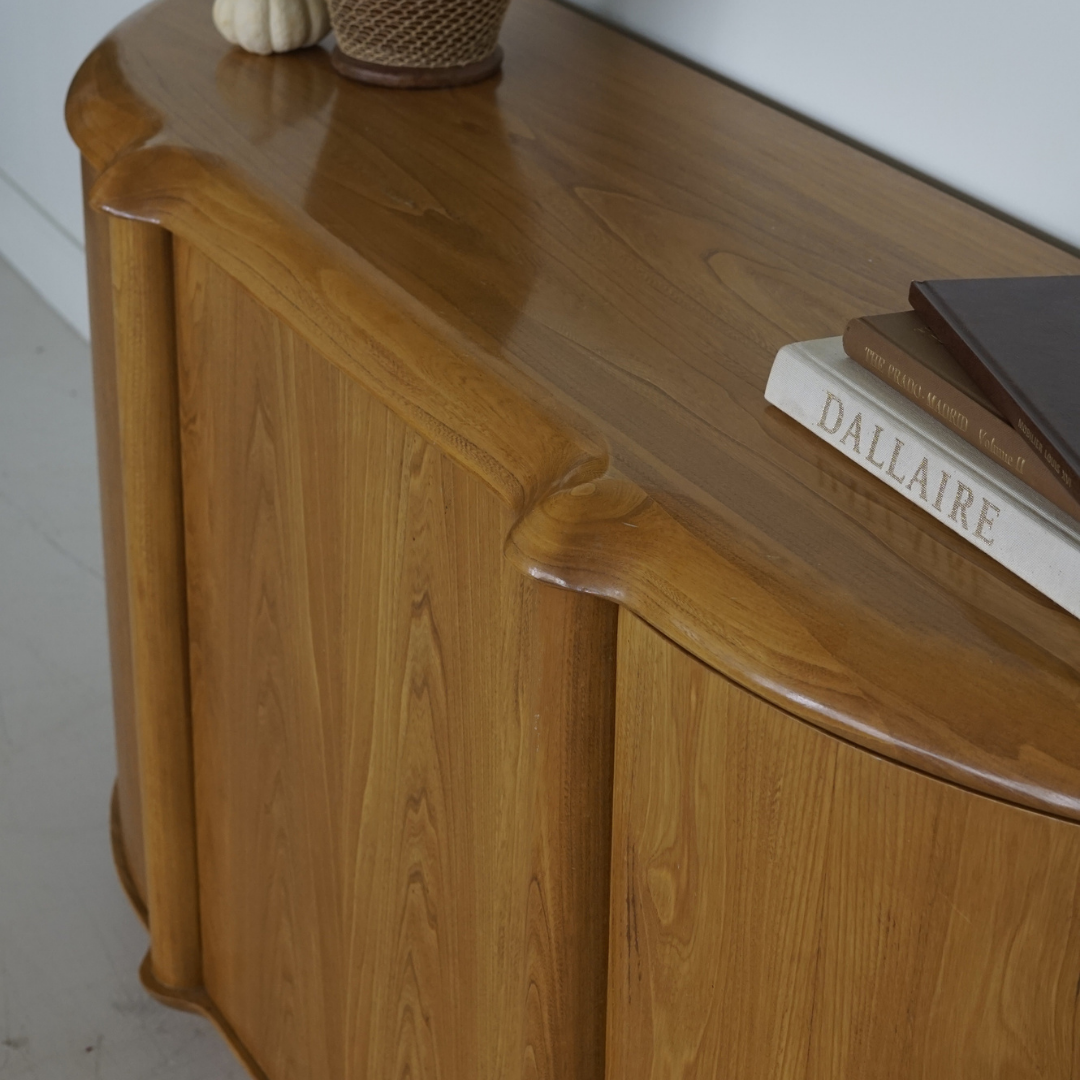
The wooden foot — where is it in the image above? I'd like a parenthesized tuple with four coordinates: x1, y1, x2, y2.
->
(112, 783, 269, 1079)
(139, 955, 271, 1079)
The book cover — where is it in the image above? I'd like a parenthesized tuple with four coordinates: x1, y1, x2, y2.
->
(909, 276, 1080, 498)
(765, 337, 1080, 620)
(843, 311, 1080, 521)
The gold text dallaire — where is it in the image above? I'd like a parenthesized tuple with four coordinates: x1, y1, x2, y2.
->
(817, 390, 1000, 547)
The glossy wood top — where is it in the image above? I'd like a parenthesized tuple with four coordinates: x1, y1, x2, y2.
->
(68, 0, 1080, 819)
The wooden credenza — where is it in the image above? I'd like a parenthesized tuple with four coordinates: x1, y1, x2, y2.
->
(68, 2, 1080, 1077)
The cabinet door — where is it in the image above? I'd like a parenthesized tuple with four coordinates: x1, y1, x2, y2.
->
(609, 607, 1080, 1079)
(174, 240, 616, 1080)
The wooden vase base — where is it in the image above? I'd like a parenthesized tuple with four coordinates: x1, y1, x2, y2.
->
(330, 44, 503, 88)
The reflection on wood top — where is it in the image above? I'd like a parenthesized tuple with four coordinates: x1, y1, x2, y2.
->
(68, 0, 1080, 818)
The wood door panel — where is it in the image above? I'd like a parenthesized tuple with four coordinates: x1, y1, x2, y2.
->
(609, 608, 1080, 1079)
(174, 240, 615, 1080)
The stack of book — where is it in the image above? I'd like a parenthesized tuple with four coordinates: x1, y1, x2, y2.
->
(765, 276, 1080, 618)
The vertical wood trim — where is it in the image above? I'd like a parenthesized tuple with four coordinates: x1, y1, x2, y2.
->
(529, 584, 617, 1080)
(82, 157, 148, 905)
(109, 215, 201, 989)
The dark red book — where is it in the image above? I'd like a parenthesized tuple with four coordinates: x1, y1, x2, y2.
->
(909, 276, 1080, 502)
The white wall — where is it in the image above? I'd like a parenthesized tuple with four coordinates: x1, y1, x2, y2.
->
(2, 0, 1079, 338)
(0, 0, 146, 338)
(573, 0, 1080, 254)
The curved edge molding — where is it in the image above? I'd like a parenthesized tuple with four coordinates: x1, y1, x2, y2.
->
(88, 143, 608, 519)
(507, 475, 1080, 821)
(66, 37, 163, 174)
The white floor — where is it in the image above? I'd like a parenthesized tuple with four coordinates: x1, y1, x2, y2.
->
(0, 257, 247, 1078)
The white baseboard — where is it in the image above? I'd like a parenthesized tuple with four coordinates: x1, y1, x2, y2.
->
(0, 170, 89, 340)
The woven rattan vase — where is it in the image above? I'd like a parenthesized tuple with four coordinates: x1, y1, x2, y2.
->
(329, 0, 512, 87)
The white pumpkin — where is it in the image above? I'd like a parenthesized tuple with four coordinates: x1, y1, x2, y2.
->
(213, 0, 330, 55)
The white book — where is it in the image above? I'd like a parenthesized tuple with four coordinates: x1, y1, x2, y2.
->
(765, 336, 1080, 620)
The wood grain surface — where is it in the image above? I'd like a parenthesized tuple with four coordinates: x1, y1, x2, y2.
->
(174, 242, 616, 1080)
(108, 215, 202, 991)
(82, 159, 146, 906)
(609, 608, 1080, 1079)
(66, 0, 1080, 818)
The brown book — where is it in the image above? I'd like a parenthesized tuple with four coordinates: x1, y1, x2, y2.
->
(909, 276, 1080, 501)
(843, 311, 1080, 522)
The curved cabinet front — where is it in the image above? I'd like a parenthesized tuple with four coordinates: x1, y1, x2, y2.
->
(71, 0, 1080, 1075)
(610, 609, 1080, 1079)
